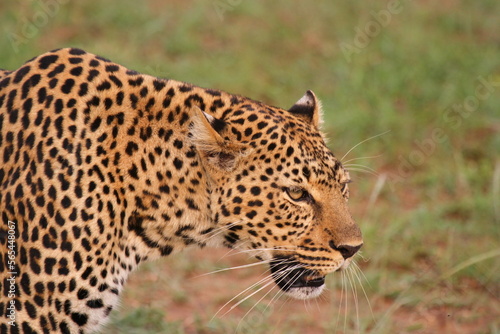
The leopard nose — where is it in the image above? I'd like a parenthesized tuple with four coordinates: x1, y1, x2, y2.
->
(329, 241, 363, 259)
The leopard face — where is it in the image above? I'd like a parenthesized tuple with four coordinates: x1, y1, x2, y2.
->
(190, 91, 362, 300)
(0, 48, 362, 332)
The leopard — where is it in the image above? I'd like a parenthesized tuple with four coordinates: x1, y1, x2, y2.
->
(0, 48, 363, 333)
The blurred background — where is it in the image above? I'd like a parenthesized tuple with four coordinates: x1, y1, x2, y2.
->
(1, 1, 499, 333)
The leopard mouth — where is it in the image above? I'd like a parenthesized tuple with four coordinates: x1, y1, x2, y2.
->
(270, 257, 325, 299)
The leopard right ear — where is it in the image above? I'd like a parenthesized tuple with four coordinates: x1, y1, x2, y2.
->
(288, 90, 323, 129)
(189, 107, 244, 171)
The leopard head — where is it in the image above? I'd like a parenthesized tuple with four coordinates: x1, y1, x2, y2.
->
(190, 91, 362, 299)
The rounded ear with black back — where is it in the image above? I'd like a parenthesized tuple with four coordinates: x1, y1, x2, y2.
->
(189, 107, 246, 171)
(287, 90, 323, 129)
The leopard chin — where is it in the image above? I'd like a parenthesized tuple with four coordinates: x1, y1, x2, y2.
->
(284, 285, 326, 300)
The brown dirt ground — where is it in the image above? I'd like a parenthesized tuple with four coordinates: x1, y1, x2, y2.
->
(121, 247, 499, 334)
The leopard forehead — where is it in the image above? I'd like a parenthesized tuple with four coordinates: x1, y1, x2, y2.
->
(231, 117, 348, 185)
(0, 47, 361, 333)
(217, 104, 350, 190)
(197, 100, 350, 183)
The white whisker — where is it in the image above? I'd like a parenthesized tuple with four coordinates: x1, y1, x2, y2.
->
(236, 267, 300, 332)
(351, 260, 372, 289)
(194, 259, 272, 278)
(347, 268, 360, 332)
(342, 164, 378, 173)
(263, 264, 303, 299)
(314, 294, 321, 312)
(236, 282, 277, 332)
(304, 297, 310, 314)
(212, 274, 275, 321)
(335, 270, 345, 332)
(203, 220, 244, 242)
(340, 130, 391, 162)
(351, 262, 375, 323)
(263, 263, 304, 313)
(265, 281, 287, 312)
(211, 259, 298, 320)
(224, 246, 298, 258)
(225, 279, 277, 315)
(342, 270, 349, 333)
(344, 167, 379, 177)
(342, 154, 383, 164)
(216, 241, 250, 261)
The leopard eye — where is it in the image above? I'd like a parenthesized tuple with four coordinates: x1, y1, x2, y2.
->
(286, 187, 309, 202)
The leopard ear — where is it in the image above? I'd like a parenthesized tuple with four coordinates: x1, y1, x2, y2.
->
(288, 90, 323, 128)
(190, 107, 244, 171)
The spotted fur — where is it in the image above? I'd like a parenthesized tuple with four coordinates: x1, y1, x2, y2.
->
(0, 48, 362, 333)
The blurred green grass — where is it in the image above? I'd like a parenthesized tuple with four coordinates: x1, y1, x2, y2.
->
(1, 0, 499, 333)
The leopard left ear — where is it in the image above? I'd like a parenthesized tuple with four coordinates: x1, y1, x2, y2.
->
(288, 90, 323, 128)
(189, 107, 245, 171)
